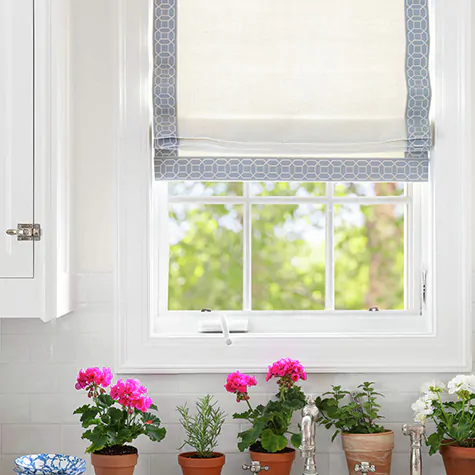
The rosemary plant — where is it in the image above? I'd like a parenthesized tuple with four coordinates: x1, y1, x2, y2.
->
(177, 395, 226, 458)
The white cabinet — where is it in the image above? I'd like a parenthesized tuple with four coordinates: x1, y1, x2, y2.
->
(0, 0, 72, 320)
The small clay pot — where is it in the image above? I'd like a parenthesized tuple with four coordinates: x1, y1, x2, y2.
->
(440, 441, 475, 475)
(250, 448, 295, 475)
(91, 453, 138, 475)
(341, 431, 394, 475)
(178, 452, 225, 475)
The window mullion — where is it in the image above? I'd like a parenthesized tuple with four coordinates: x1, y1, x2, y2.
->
(325, 183, 335, 310)
(243, 182, 252, 311)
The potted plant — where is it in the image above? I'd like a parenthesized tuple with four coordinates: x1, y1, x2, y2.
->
(73, 367, 166, 475)
(225, 358, 307, 475)
(411, 376, 475, 475)
(177, 394, 226, 475)
(316, 382, 393, 475)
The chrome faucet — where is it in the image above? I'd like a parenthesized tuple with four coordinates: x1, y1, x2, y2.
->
(299, 395, 319, 475)
(402, 423, 424, 475)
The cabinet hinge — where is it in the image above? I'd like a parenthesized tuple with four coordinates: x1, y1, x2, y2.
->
(6, 223, 42, 241)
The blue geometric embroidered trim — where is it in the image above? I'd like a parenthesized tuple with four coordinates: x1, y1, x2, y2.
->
(154, 157, 429, 182)
(405, 0, 432, 156)
(153, 0, 177, 158)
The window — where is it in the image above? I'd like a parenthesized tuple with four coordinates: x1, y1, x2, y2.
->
(115, 0, 471, 373)
(157, 181, 415, 314)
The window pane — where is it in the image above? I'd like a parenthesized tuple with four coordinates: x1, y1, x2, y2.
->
(335, 183, 405, 197)
(334, 204, 405, 310)
(252, 204, 325, 310)
(251, 182, 325, 197)
(168, 181, 243, 196)
(168, 204, 243, 310)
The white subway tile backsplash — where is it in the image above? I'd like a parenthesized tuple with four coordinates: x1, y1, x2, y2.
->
(214, 424, 241, 454)
(150, 454, 181, 475)
(75, 273, 114, 305)
(0, 364, 60, 394)
(221, 453, 253, 475)
(61, 424, 89, 456)
(30, 395, 64, 424)
(0, 395, 29, 423)
(2, 425, 61, 454)
(0, 318, 52, 335)
(0, 334, 30, 363)
(328, 452, 349, 475)
(133, 454, 151, 475)
(30, 334, 93, 365)
(134, 424, 183, 455)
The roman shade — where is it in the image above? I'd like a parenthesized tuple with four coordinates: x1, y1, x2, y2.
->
(153, 0, 431, 181)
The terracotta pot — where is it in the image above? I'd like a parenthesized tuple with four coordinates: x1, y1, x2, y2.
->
(341, 431, 394, 475)
(250, 448, 295, 475)
(178, 452, 225, 475)
(91, 453, 138, 475)
(440, 442, 475, 475)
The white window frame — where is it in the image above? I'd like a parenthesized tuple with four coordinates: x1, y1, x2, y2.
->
(114, 0, 472, 373)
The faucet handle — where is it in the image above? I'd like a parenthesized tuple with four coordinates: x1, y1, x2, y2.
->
(242, 461, 269, 473)
(402, 423, 425, 445)
(354, 462, 376, 473)
(402, 423, 425, 436)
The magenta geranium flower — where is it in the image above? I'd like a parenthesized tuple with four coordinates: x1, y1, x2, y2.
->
(110, 378, 153, 413)
(266, 358, 307, 388)
(225, 371, 257, 402)
(75, 367, 113, 396)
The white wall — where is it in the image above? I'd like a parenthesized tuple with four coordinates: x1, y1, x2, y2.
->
(0, 1, 472, 474)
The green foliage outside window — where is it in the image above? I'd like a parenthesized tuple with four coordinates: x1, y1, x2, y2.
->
(168, 182, 404, 311)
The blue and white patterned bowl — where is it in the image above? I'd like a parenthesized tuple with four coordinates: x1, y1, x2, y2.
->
(14, 454, 86, 474)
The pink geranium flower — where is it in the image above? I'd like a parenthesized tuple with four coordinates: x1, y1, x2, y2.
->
(225, 371, 257, 402)
(266, 358, 307, 388)
(75, 367, 113, 397)
(110, 378, 153, 413)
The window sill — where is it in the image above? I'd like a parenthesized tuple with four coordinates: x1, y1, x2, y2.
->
(153, 311, 430, 337)
(117, 321, 471, 374)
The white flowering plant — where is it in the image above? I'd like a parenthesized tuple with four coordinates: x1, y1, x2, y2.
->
(411, 376, 475, 455)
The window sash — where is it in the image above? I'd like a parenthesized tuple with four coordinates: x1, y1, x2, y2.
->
(155, 182, 421, 315)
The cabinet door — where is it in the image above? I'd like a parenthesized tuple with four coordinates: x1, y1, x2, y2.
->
(0, 0, 34, 278)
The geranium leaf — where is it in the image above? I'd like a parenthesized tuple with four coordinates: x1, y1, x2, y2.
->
(237, 420, 266, 452)
(82, 427, 108, 453)
(291, 433, 302, 448)
(261, 429, 287, 453)
(96, 394, 115, 409)
(145, 425, 167, 442)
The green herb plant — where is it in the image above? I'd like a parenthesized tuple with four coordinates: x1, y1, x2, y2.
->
(177, 395, 226, 458)
(316, 382, 386, 441)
